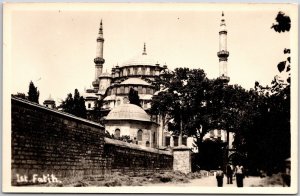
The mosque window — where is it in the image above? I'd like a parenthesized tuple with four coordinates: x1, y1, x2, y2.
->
(138, 86, 142, 94)
(120, 86, 125, 94)
(112, 88, 116, 95)
(165, 137, 170, 146)
(123, 97, 129, 104)
(173, 136, 178, 147)
(217, 129, 221, 137)
(115, 129, 120, 139)
(120, 71, 123, 77)
(146, 88, 151, 94)
(45, 104, 48, 107)
(150, 89, 154, 94)
(127, 68, 131, 76)
(88, 103, 91, 108)
(142, 87, 146, 94)
(210, 130, 214, 138)
(137, 67, 142, 75)
(134, 68, 138, 75)
(125, 86, 129, 94)
(146, 67, 150, 75)
(182, 137, 187, 146)
(116, 99, 121, 106)
(153, 132, 156, 145)
(107, 89, 111, 96)
(117, 87, 120, 94)
(150, 68, 154, 75)
(141, 67, 146, 75)
(137, 129, 143, 141)
(146, 141, 150, 147)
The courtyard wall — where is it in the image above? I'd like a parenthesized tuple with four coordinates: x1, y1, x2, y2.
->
(11, 96, 173, 185)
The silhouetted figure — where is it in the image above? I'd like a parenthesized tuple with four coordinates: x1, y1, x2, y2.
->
(216, 166, 224, 187)
(226, 164, 233, 184)
(235, 164, 244, 187)
(282, 167, 291, 187)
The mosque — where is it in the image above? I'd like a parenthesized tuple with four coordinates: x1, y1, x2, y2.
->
(43, 12, 231, 151)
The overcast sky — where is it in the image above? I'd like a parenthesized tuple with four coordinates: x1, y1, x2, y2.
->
(7, 4, 292, 104)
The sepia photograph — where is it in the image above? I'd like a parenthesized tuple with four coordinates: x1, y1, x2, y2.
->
(2, 3, 298, 194)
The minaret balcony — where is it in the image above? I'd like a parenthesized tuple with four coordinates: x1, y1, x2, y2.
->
(217, 50, 229, 58)
(92, 80, 99, 87)
(218, 75, 230, 82)
(97, 37, 104, 42)
(94, 57, 105, 64)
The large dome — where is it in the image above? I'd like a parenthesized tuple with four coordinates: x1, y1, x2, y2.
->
(106, 103, 151, 122)
(122, 53, 158, 67)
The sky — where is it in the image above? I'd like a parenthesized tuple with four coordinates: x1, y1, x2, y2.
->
(7, 4, 292, 104)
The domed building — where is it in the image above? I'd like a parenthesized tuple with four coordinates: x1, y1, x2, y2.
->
(83, 21, 168, 115)
(43, 95, 56, 109)
(105, 103, 159, 148)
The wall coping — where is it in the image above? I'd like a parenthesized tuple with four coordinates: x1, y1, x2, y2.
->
(104, 137, 172, 156)
(12, 96, 104, 129)
(173, 145, 192, 151)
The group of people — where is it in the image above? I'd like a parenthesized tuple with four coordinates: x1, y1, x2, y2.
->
(216, 164, 245, 187)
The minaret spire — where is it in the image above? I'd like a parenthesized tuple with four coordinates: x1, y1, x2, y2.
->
(142, 42, 147, 55)
(93, 19, 105, 90)
(99, 19, 103, 34)
(217, 11, 230, 83)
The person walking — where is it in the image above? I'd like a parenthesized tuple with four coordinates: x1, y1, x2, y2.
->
(235, 164, 244, 187)
(216, 166, 224, 187)
(226, 163, 233, 184)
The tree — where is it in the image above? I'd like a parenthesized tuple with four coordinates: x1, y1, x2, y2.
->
(28, 81, 40, 104)
(60, 89, 87, 118)
(151, 68, 250, 157)
(128, 88, 141, 107)
(234, 12, 291, 173)
(271, 11, 291, 33)
(271, 11, 291, 86)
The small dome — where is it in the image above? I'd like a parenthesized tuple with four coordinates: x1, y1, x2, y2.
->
(106, 103, 151, 122)
(81, 90, 98, 99)
(45, 94, 54, 102)
(120, 78, 151, 86)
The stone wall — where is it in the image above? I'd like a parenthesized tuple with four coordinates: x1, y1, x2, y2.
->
(11, 97, 107, 185)
(11, 96, 174, 185)
(104, 138, 173, 175)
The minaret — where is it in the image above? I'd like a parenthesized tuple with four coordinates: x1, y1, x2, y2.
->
(93, 19, 105, 90)
(142, 43, 147, 55)
(217, 12, 230, 83)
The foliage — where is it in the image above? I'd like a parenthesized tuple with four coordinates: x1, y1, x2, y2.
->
(271, 11, 291, 33)
(59, 89, 87, 118)
(105, 131, 133, 143)
(235, 12, 291, 173)
(151, 68, 250, 152)
(28, 81, 40, 104)
(128, 88, 141, 107)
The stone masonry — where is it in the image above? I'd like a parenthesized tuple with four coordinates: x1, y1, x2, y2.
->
(173, 146, 192, 174)
(11, 96, 174, 185)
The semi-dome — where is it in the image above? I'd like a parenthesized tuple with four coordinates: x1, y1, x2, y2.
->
(120, 78, 151, 86)
(106, 103, 151, 122)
